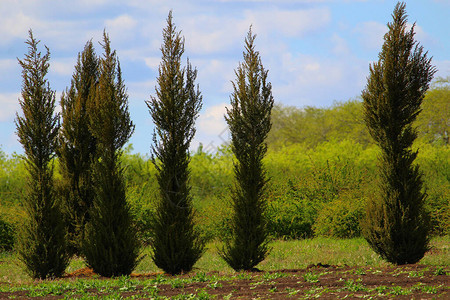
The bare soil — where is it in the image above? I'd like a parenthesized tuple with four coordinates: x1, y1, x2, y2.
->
(1, 264, 448, 299)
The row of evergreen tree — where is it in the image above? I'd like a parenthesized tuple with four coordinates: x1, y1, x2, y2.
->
(15, 11, 273, 278)
(15, 2, 435, 279)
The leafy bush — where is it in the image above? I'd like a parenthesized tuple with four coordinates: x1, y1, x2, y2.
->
(0, 216, 15, 252)
(416, 143, 450, 235)
(313, 194, 365, 238)
(266, 181, 316, 239)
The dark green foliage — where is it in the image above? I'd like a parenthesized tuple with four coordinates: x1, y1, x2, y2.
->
(82, 32, 140, 277)
(361, 2, 436, 265)
(58, 40, 99, 256)
(15, 30, 69, 279)
(221, 28, 274, 271)
(147, 12, 204, 275)
(0, 216, 15, 252)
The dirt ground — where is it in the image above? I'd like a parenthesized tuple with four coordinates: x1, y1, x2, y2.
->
(1, 264, 448, 299)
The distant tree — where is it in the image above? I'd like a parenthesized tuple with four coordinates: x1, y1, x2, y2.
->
(361, 2, 436, 264)
(15, 30, 69, 279)
(58, 40, 99, 256)
(416, 77, 449, 145)
(82, 32, 140, 277)
(221, 28, 274, 271)
(267, 100, 370, 149)
(147, 11, 204, 275)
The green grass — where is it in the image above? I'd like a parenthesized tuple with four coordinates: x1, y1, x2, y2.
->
(0, 236, 448, 285)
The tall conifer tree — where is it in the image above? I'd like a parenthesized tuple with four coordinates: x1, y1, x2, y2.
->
(221, 28, 274, 271)
(59, 41, 99, 256)
(82, 32, 140, 277)
(147, 11, 204, 275)
(362, 2, 436, 264)
(15, 30, 69, 279)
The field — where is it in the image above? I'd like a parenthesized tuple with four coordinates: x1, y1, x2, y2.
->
(1, 237, 448, 299)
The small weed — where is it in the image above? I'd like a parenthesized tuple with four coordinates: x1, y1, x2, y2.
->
(303, 272, 320, 283)
(172, 293, 197, 300)
(343, 278, 366, 292)
(117, 276, 137, 292)
(354, 268, 366, 275)
(26, 283, 68, 297)
(389, 285, 412, 295)
(249, 281, 264, 289)
(207, 281, 222, 289)
(153, 273, 167, 284)
(235, 272, 252, 280)
(434, 267, 446, 276)
(171, 278, 185, 289)
(269, 285, 278, 292)
(196, 288, 213, 299)
(263, 272, 287, 281)
(373, 285, 388, 295)
(420, 284, 441, 294)
(143, 283, 159, 297)
(193, 272, 208, 282)
(285, 287, 299, 295)
(305, 286, 328, 298)
(408, 270, 424, 278)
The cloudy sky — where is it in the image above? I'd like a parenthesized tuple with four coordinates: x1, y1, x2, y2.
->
(1, 0, 449, 155)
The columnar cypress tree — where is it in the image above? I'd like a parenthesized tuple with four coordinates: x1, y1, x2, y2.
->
(82, 32, 140, 277)
(221, 28, 274, 271)
(59, 40, 99, 256)
(15, 30, 69, 279)
(361, 2, 436, 265)
(147, 11, 204, 275)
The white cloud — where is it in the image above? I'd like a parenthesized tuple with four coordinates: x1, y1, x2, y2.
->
(144, 57, 161, 71)
(355, 21, 386, 50)
(197, 103, 228, 135)
(244, 8, 331, 37)
(180, 7, 330, 56)
(104, 14, 138, 43)
(51, 57, 77, 76)
(218, 0, 366, 2)
(0, 11, 40, 46)
(0, 93, 20, 122)
(434, 60, 450, 78)
(181, 15, 247, 55)
(0, 59, 18, 79)
(272, 52, 367, 106)
(332, 34, 351, 56)
(128, 79, 157, 102)
(195, 58, 237, 94)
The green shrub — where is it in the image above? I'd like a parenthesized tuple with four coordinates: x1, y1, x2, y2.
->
(195, 195, 233, 242)
(416, 143, 449, 235)
(127, 183, 157, 245)
(266, 181, 316, 239)
(0, 217, 15, 252)
(313, 194, 365, 238)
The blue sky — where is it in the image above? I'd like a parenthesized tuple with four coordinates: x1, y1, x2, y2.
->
(1, 0, 449, 155)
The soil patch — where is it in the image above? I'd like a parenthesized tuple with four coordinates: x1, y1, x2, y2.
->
(1, 265, 448, 299)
